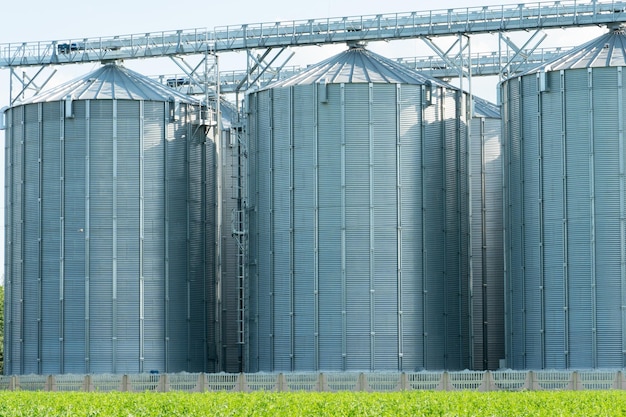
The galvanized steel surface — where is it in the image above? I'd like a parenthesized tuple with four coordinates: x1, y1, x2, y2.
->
(470, 98, 504, 371)
(3, 65, 215, 375)
(247, 48, 471, 372)
(218, 100, 246, 373)
(524, 25, 626, 72)
(503, 30, 626, 369)
(16, 64, 199, 104)
(263, 44, 452, 88)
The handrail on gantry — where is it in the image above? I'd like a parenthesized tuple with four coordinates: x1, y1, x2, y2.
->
(204, 45, 570, 93)
(211, 1, 626, 50)
(1, 0, 625, 68)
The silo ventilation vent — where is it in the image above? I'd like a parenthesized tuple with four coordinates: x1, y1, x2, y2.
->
(347, 40, 368, 49)
(0, 106, 7, 130)
(65, 95, 74, 119)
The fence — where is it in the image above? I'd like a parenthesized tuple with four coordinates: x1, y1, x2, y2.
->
(0, 370, 624, 392)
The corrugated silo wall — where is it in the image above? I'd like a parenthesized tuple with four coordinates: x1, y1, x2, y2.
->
(3, 99, 215, 375)
(470, 111, 504, 371)
(246, 82, 471, 372)
(503, 67, 626, 370)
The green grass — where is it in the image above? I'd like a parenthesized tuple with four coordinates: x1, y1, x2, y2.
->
(0, 390, 624, 416)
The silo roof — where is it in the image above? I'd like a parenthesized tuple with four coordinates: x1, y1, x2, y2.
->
(17, 64, 199, 105)
(220, 98, 239, 129)
(262, 43, 452, 89)
(473, 96, 500, 119)
(526, 25, 626, 72)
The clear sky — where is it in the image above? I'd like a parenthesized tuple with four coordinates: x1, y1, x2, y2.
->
(0, 0, 609, 283)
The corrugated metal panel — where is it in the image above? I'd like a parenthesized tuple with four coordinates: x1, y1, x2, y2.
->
(40, 102, 62, 375)
(592, 68, 623, 369)
(2, 110, 14, 374)
(482, 111, 504, 372)
(423, 87, 446, 370)
(459, 93, 471, 370)
(5, 89, 211, 374)
(116, 100, 141, 374)
(271, 87, 293, 372)
(166, 103, 189, 373)
(371, 84, 399, 370)
(187, 112, 203, 371)
(22, 103, 40, 375)
(398, 85, 423, 371)
(88, 99, 114, 374)
(264, 45, 449, 89)
(316, 85, 343, 371)
(248, 72, 470, 372)
(520, 75, 542, 370)
(142, 100, 166, 373)
(563, 69, 593, 369)
(470, 113, 484, 370)
(254, 90, 273, 371)
(503, 77, 525, 369)
(4, 107, 14, 375)
(443, 89, 463, 369)
(63, 100, 86, 374)
(504, 50, 626, 369)
(539, 70, 566, 370)
(292, 84, 316, 371)
(524, 26, 626, 72)
(470, 98, 504, 371)
(205, 114, 217, 373)
(17, 64, 199, 105)
(9, 106, 24, 375)
(344, 83, 371, 371)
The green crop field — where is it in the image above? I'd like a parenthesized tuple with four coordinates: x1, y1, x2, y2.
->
(0, 390, 624, 416)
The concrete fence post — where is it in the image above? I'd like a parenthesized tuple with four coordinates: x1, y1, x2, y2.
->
(238, 372, 246, 392)
(83, 374, 92, 392)
(47, 375, 54, 392)
(358, 372, 366, 391)
(122, 374, 130, 392)
(572, 371, 579, 390)
(442, 371, 449, 391)
(400, 372, 408, 391)
(320, 373, 328, 391)
(483, 371, 492, 392)
(160, 373, 168, 392)
(528, 371, 535, 390)
(197, 373, 206, 392)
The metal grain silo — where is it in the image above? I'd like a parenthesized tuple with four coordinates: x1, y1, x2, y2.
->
(502, 25, 626, 370)
(246, 43, 471, 372)
(470, 97, 504, 371)
(3, 64, 216, 375)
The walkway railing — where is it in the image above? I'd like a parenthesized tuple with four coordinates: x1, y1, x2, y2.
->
(2, 1, 626, 67)
(0, 370, 624, 392)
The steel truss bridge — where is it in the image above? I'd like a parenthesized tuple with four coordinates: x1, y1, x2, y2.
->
(1, 1, 626, 102)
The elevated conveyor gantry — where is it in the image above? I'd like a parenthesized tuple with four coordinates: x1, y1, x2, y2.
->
(1, 1, 625, 67)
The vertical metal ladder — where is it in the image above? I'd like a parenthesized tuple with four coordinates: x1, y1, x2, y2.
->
(231, 123, 248, 360)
